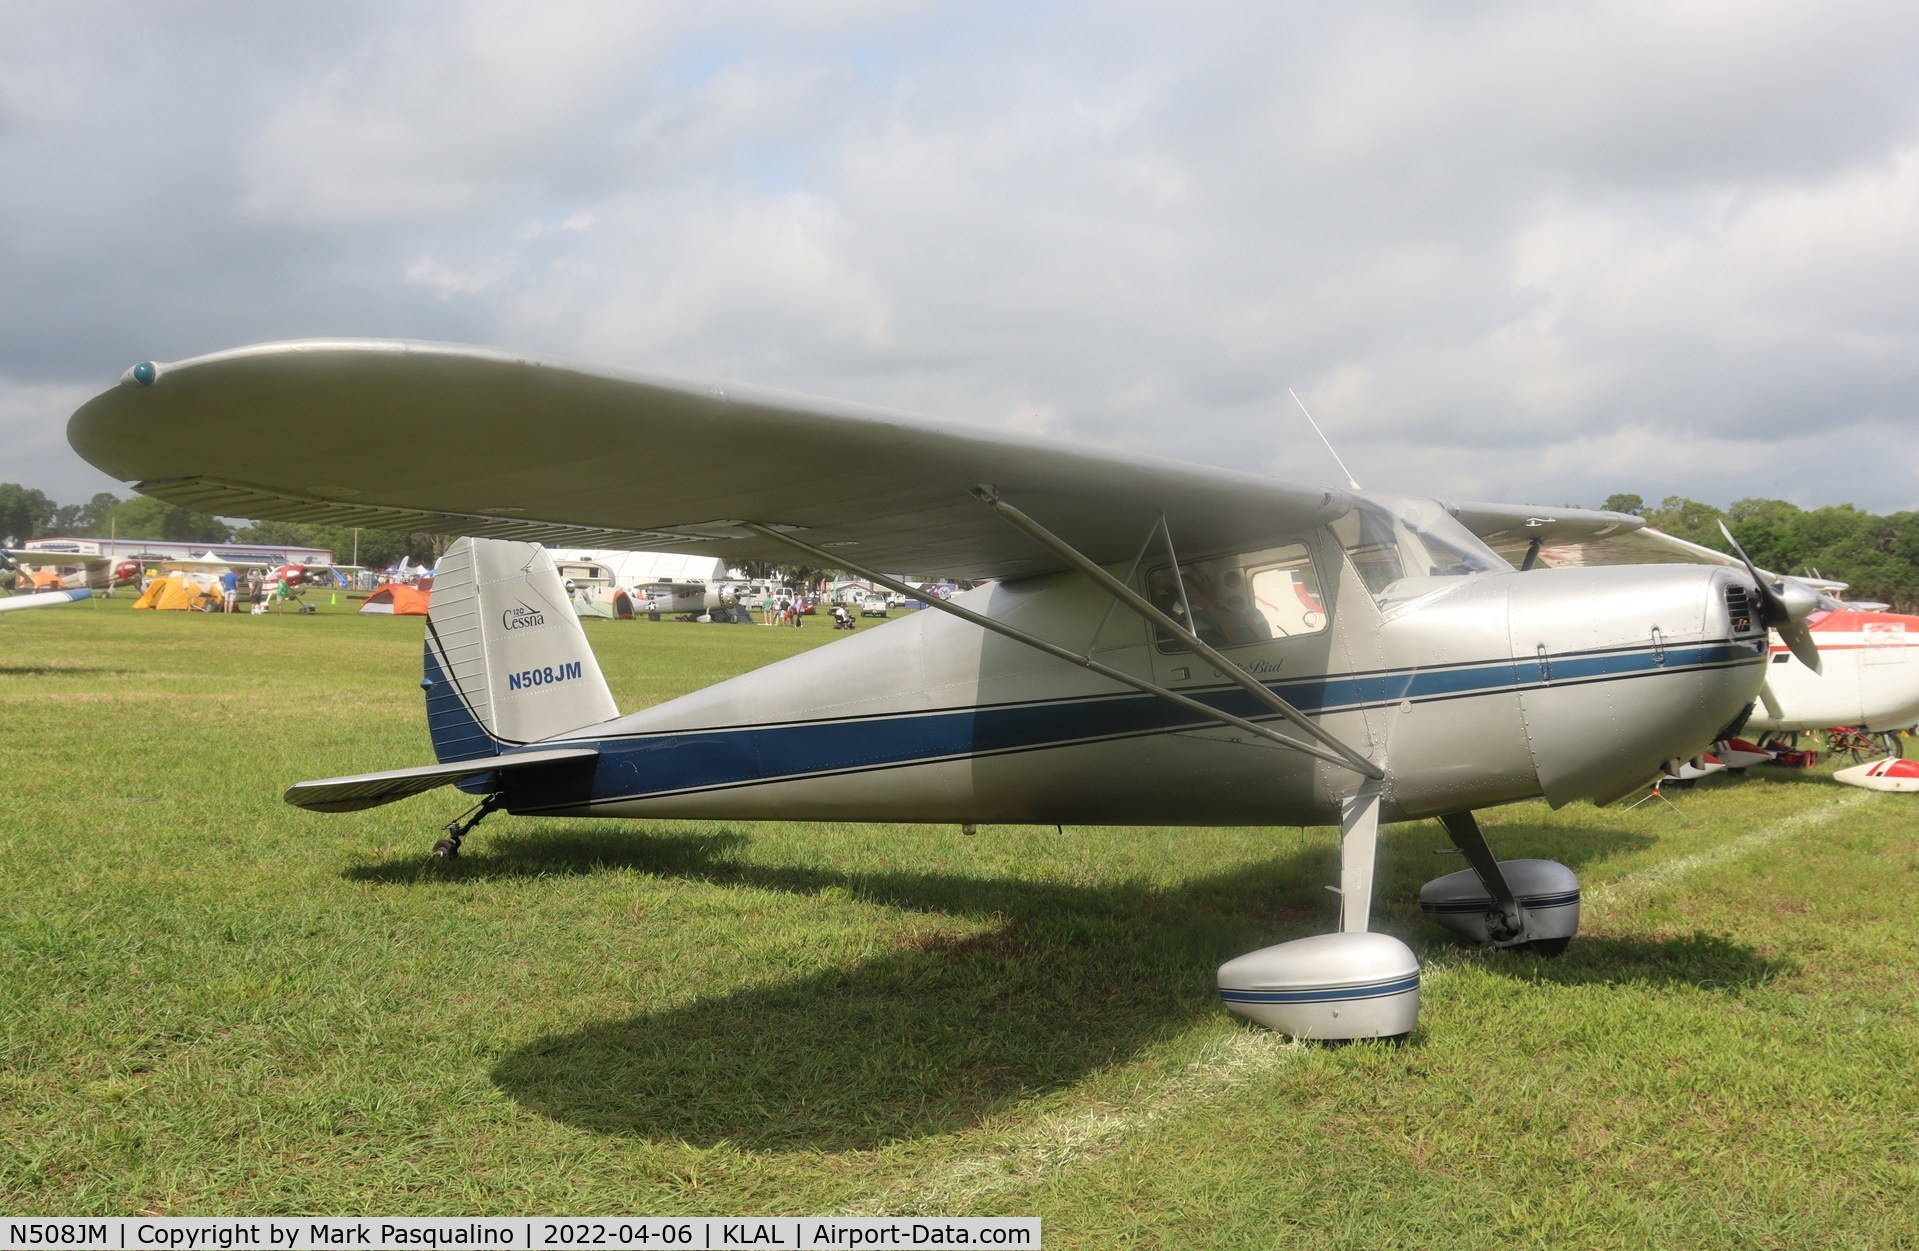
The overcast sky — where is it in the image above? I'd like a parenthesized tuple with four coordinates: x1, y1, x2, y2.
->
(6, 1, 1918, 516)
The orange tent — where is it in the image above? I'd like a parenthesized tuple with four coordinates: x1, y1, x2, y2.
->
(360, 584, 430, 615)
(132, 574, 220, 611)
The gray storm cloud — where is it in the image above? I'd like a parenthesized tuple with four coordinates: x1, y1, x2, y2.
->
(4, 0, 1916, 512)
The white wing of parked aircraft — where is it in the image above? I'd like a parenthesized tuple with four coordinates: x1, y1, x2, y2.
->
(4, 549, 121, 591)
(0, 586, 92, 613)
(70, 340, 1812, 1041)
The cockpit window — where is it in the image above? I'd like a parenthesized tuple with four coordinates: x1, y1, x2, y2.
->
(1147, 541, 1326, 652)
(1333, 495, 1508, 607)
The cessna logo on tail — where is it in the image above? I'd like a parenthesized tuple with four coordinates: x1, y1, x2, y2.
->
(501, 602, 545, 631)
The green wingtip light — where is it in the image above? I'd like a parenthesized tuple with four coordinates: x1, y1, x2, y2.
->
(130, 361, 157, 386)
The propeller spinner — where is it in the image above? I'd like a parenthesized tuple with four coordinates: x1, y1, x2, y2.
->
(1718, 522, 1822, 674)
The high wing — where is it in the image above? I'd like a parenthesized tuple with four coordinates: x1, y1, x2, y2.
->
(69, 341, 1355, 582)
(1440, 501, 1644, 554)
(5, 550, 117, 590)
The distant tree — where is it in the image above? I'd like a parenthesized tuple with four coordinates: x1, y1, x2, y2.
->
(107, 495, 231, 544)
(0, 483, 56, 541)
(1644, 496, 1725, 548)
(1873, 511, 1919, 612)
(1600, 493, 1644, 516)
(1726, 498, 1810, 573)
(48, 503, 87, 533)
(79, 492, 122, 535)
(231, 519, 431, 568)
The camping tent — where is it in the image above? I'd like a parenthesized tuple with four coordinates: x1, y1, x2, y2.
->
(572, 586, 636, 620)
(132, 574, 221, 611)
(161, 551, 236, 574)
(359, 584, 430, 615)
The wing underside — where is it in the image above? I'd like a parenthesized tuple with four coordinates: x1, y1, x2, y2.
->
(68, 341, 1355, 581)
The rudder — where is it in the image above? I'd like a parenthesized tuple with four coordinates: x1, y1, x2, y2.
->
(422, 538, 620, 762)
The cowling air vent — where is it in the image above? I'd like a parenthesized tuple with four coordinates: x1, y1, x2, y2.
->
(1725, 583, 1760, 638)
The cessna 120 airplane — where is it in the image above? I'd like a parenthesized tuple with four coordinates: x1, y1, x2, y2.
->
(67, 340, 1820, 1040)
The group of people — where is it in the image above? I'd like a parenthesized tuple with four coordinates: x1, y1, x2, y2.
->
(761, 596, 808, 626)
(756, 595, 862, 629)
(186, 566, 294, 614)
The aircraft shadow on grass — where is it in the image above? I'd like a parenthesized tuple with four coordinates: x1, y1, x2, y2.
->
(349, 818, 1784, 1151)
(0, 664, 127, 676)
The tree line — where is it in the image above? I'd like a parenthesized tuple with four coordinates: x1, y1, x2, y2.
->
(0, 483, 439, 571)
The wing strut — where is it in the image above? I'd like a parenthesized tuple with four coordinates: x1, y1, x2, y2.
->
(739, 522, 1383, 781)
(969, 487, 1382, 781)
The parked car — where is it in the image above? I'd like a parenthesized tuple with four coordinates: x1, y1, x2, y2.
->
(861, 595, 889, 618)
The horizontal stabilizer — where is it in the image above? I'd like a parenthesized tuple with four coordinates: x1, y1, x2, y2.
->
(284, 745, 599, 813)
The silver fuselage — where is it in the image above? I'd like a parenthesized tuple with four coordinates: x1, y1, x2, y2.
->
(505, 521, 1769, 827)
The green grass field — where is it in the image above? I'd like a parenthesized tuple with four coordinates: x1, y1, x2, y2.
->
(2, 598, 1915, 1247)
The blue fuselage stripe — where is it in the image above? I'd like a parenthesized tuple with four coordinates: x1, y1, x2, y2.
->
(1219, 973, 1422, 1004)
(511, 641, 1757, 805)
(1422, 890, 1581, 914)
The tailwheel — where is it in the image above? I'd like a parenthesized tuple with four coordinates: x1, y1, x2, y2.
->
(432, 795, 501, 860)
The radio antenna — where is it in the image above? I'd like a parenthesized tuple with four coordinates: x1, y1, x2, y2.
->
(1289, 387, 1361, 490)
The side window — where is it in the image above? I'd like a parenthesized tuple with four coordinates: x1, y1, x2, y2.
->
(1147, 542, 1327, 652)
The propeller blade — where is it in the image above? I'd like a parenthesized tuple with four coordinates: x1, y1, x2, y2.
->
(1777, 620, 1823, 674)
(1718, 522, 1822, 674)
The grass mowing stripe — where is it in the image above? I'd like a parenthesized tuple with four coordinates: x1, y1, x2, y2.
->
(858, 1028, 1308, 1215)
(869, 791, 1882, 1214)
(1583, 790, 1877, 907)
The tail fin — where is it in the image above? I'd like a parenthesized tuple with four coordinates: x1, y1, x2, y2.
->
(422, 538, 619, 762)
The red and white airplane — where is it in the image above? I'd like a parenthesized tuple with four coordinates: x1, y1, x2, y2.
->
(1749, 603, 1919, 738)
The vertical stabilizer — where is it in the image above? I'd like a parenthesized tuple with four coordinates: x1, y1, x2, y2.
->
(423, 538, 619, 761)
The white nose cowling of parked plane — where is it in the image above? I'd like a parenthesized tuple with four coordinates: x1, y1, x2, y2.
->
(1504, 564, 1770, 807)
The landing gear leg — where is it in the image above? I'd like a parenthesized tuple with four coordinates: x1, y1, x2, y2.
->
(433, 795, 501, 859)
(1436, 811, 1525, 942)
(1425, 811, 1580, 955)
(1337, 785, 1383, 933)
(1215, 785, 1421, 1039)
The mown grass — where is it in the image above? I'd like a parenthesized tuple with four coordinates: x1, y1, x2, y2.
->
(1, 598, 1914, 1246)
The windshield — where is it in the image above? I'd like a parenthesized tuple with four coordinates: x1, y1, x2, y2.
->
(1333, 495, 1508, 607)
